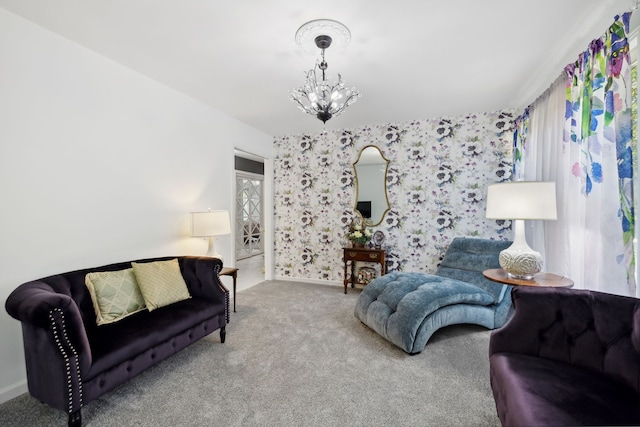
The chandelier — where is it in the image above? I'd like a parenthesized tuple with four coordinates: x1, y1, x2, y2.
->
(290, 20, 361, 124)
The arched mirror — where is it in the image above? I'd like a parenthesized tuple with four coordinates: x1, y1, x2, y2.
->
(353, 145, 390, 226)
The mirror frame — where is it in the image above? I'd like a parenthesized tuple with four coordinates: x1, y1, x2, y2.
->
(353, 145, 391, 227)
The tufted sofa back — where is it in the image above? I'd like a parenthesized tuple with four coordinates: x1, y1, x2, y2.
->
(491, 286, 640, 395)
(8, 256, 224, 337)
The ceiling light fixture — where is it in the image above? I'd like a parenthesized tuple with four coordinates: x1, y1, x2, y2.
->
(290, 19, 361, 124)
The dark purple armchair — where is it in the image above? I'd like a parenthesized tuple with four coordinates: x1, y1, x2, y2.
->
(489, 286, 640, 426)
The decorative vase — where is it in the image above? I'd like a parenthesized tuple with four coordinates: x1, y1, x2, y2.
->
(352, 242, 364, 248)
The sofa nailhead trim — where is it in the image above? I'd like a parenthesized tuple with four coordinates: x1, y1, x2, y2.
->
(213, 263, 230, 324)
(49, 308, 83, 414)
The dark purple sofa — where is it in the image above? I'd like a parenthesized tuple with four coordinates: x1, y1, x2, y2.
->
(489, 286, 640, 426)
(5, 256, 229, 427)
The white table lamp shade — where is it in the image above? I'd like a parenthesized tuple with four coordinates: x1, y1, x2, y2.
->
(485, 181, 557, 280)
(486, 181, 557, 220)
(191, 211, 231, 237)
(191, 210, 231, 259)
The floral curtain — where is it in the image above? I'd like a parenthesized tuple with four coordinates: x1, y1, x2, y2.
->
(514, 12, 635, 296)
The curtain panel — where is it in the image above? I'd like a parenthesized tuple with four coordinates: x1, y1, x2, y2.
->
(513, 12, 635, 296)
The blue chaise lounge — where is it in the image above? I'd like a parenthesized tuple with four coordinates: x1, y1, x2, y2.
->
(354, 237, 512, 354)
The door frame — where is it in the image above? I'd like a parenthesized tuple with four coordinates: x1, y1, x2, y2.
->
(232, 149, 274, 280)
(235, 170, 264, 260)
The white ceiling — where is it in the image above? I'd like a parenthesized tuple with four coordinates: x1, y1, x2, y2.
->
(0, 0, 633, 137)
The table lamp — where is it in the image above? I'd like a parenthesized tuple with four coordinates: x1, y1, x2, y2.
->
(191, 210, 231, 260)
(485, 181, 557, 280)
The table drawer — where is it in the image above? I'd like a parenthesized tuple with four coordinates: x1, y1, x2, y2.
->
(345, 250, 382, 262)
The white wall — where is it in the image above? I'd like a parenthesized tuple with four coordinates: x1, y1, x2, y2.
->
(0, 8, 272, 402)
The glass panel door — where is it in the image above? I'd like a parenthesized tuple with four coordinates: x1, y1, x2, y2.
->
(235, 172, 264, 260)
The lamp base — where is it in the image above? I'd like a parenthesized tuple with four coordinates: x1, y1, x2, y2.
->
(205, 236, 224, 262)
(498, 248, 543, 281)
(497, 219, 544, 281)
(504, 271, 535, 281)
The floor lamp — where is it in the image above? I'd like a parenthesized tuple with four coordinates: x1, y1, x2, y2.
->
(191, 210, 231, 260)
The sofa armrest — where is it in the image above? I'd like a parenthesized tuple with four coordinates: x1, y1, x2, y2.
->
(5, 280, 93, 376)
(8, 282, 75, 325)
(179, 257, 228, 300)
(489, 286, 640, 394)
(489, 286, 548, 357)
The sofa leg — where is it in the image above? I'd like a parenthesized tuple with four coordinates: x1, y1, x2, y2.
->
(220, 326, 226, 343)
(68, 409, 81, 427)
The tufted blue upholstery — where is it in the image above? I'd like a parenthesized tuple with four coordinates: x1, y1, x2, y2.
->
(354, 237, 512, 354)
(434, 237, 512, 304)
(489, 286, 640, 426)
(5, 256, 228, 426)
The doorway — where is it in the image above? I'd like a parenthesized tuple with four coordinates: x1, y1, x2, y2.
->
(235, 171, 264, 260)
(234, 151, 266, 291)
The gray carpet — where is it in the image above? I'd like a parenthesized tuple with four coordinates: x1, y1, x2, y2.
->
(0, 280, 501, 426)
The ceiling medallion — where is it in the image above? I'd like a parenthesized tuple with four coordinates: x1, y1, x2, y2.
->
(294, 19, 352, 55)
(290, 19, 361, 124)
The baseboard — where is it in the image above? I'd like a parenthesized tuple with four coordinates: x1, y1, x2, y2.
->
(274, 276, 342, 287)
(0, 380, 27, 404)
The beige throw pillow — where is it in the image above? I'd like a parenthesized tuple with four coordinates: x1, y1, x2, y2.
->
(85, 268, 147, 325)
(131, 259, 191, 311)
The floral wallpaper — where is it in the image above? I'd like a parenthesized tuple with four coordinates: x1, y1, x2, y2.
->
(273, 110, 516, 281)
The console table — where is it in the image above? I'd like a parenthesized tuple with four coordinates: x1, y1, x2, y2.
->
(342, 247, 386, 294)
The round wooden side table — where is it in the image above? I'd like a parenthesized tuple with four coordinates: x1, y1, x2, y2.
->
(483, 268, 574, 288)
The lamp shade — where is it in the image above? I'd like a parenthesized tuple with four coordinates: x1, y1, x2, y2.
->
(485, 181, 557, 220)
(191, 211, 231, 237)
